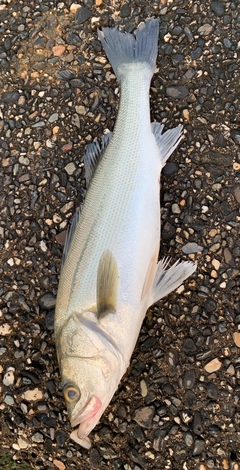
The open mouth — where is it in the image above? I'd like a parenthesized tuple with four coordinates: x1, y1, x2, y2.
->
(70, 394, 102, 439)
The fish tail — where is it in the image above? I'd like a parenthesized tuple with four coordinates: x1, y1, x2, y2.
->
(98, 18, 159, 81)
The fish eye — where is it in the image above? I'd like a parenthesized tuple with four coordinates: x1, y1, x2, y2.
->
(63, 383, 81, 403)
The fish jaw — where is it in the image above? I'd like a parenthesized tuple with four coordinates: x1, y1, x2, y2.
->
(70, 394, 102, 439)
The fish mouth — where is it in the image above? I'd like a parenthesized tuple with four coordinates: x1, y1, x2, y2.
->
(71, 394, 102, 439)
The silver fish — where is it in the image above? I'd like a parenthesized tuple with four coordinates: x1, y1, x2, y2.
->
(55, 18, 196, 448)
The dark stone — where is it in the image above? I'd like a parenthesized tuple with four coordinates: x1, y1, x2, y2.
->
(166, 86, 189, 99)
(163, 383, 174, 395)
(163, 162, 179, 175)
(183, 390, 197, 408)
(46, 311, 54, 330)
(140, 336, 155, 352)
(98, 426, 113, 442)
(66, 32, 82, 45)
(204, 298, 217, 313)
(162, 221, 176, 240)
(131, 359, 145, 377)
(41, 415, 57, 427)
(20, 370, 40, 384)
(128, 423, 145, 442)
(70, 78, 85, 88)
(75, 6, 92, 24)
(38, 292, 56, 311)
(201, 152, 233, 167)
(191, 47, 202, 60)
(182, 337, 197, 355)
(230, 129, 240, 145)
(57, 70, 76, 80)
(211, 1, 225, 16)
(193, 411, 203, 435)
(133, 406, 155, 429)
(183, 369, 196, 389)
(55, 430, 67, 446)
(208, 424, 221, 435)
(46, 379, 56, 395)
(120, 4, 131, 18)
(2, 91, 20, 104)
(4, 36, 11, 50)
(192, 437, 205, 456)
(172, 54, 184, 65)
(89, 448, 102, 469)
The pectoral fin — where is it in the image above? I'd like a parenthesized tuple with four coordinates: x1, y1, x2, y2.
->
(150, 258, 196, 306)
(97, 250, 119, 317)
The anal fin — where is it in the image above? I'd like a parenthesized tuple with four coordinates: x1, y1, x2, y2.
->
(150, 257, 196, 305)
(151, 122, 183, 167)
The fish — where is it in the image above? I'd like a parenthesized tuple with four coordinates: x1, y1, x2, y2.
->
(54, 18, 196, 448)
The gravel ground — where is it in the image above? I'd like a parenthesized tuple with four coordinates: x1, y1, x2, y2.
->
(0, 0, 239, 469)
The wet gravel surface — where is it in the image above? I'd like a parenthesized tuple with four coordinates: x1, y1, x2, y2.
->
(0, 0, 240, 469)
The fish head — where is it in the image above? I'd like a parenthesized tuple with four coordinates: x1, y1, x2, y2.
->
(57, 311, 126, 440)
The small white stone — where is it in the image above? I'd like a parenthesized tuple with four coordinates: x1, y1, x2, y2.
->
(21, 388, 43, 401)
(0, 324, 12, 335)
(40, 240, 47, 252)
(64, 162, 76, 175)
(3, 368, 15, 386)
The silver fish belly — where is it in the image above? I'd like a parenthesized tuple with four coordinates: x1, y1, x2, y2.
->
(54, 18, 196, 447)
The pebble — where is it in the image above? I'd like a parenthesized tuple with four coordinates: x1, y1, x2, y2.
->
(52, 45, 65, 56)
(192, 438, 205, 456)
(205, 358, 222, 373)
(183, 369, 196, 389)
(32, 432, 44, 443)
(38, 292, 56, 310)
(198, 24, 213, 35)
(21, 388, 43, 401)
(64, 162, 76, 175)
(166, 86, 188, 99)
(17, 437, 29, 449)
(182, 337, 197, 355)
(163, 162, 179, 175)
(182, 242, 203, 254)
(53, 460, 66, 470)
(193, 411, 203, 435)
(172, 203, 181, 214)
(75, 6, 92, 23)
(49, 113, 59, 123)
(4, 394, 15, 405)
(233, 332, 240, 348)
(133, 406, 155, 429)
(3, 368, 15, 386)
(120, 4, 131, 18)
(211, 1, 224, 16)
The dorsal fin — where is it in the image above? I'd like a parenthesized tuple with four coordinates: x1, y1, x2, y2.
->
(151, 122, 183, 167)
(97, 250, 119, 317)
(61, 208, 81, 267)
(84, 132, 112, 186)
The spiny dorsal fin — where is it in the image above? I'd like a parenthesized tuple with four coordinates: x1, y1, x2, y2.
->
(97, 250, 119, 317)
(84, 132, 112, 186)
(151, 122, 183, 167)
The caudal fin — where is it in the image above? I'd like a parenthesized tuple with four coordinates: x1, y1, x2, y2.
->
(98, 18, 159, 81)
